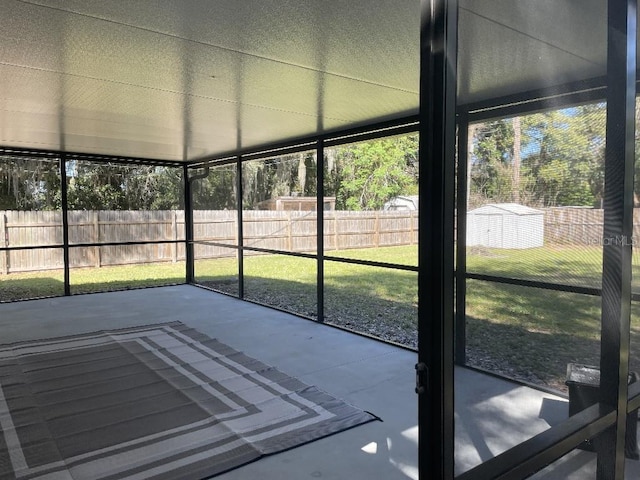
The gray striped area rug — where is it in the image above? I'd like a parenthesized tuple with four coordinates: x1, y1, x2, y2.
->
(0, 322, 377, 479)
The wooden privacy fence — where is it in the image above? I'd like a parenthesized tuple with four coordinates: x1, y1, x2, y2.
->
(1, 210, 418, 274)
(192, 210, 419, 260)
(1, 210, 186, 274)
(5, 207, 639, 274)
(543, 207, 640, 245)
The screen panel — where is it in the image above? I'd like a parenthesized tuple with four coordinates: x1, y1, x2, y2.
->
(243, 251, 317, 318)
(194, 244, 239, 297)
(324, 134, 418, 267)
(456, 1, 610, 474)
(467, 106, 606, 290)
(242, 152, 318, 254)
(69, 244, 185, 294)
(324, 260, 417, 346)
(0, 155, 64, 300)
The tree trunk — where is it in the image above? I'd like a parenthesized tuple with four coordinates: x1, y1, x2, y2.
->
(297, 153, 306, 193)
(466, 124, 477, 208)
(512, 116, 521, 204)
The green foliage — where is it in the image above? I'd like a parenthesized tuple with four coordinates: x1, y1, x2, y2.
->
(0, 136, 418, 214)
(471, 121, 516, 204)
(192, 165, 237, 210)
(524, 106, 604, 207)
(66, 163, 183, 210)
(0, 157, 61, 210)
(240, 153, 317, 209)
(0, 157, 184, 212)
(327, 135, 419, 210)
(470, 104, 606, 208)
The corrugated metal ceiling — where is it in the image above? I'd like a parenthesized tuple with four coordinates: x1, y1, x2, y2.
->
(0, 1, 618, 162)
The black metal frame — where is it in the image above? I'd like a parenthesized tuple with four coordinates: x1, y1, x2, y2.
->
(0, 146, 184, 167)
(184, 163, 195, 284)
(185, 122, 421, 331)
(1, 1, 638, 477)
(417, 1, 457, 479)
(236, 156, 244, 299)
(0, 152, 188, 297)
(316, 139, 325, 322)
(455, 113, 469, 365)
(596, 2, 636, 475)
(450, 1, 639, 479)
(60, 154, 71, 296)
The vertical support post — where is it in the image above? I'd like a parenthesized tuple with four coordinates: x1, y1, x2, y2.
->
(172, 210, 178, 263)
(333, 211, 339, 251)
(597, 1, 636, 478)
(374, 211, 380, 247)
(418, 0, 457, 479)
(317, 140, 325, 323)
(286, 211, 293, 251)
(60, 155, 70, 296)
(93, 211, 101, 268)
(237, 155, 244, 299)
(410, 211, 417, 246)
(455, 113, 469, 365)
(184, 164, 194, 284)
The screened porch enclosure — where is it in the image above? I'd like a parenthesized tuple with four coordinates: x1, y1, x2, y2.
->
(1, 0, 640, 479)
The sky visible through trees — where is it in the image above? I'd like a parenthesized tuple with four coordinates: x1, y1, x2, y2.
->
(470, 103, 609, 209)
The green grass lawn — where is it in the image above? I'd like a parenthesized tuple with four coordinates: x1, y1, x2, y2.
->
(3, 243, 640, 392)
(0, 262, 186, 301)
(195, 250, 418, 336)
(468, 244, 640, 290)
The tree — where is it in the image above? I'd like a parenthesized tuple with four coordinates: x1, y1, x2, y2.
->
(67, 163, 183, 210)
(634, 101, 640, 206)
(523, 105, 605, 207)
(0, 157, 61, 210)
(326, 135, 418, 210)
(469, 119, 517, 207)
(239, 153, 318, 209)
(469, 104, 606, 209)
(191, 166, 236, 210)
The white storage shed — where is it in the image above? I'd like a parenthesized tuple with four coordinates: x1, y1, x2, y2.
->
(467, 203, 544, 249)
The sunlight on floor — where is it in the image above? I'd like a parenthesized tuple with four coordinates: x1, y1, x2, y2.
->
(389, 458, 419, 479)
(401, 425, 419, 444)
(360, 426, 419, 480)
(361, 442, 378, 454)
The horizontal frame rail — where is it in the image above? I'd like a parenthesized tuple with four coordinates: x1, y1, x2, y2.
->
(466, 272, 640, 303)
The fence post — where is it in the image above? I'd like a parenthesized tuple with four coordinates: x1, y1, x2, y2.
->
(93, 211, 101, 268)
(1, 213, 7, 274)
(287, 211, 293, 251)
(171, 210, 178, 263)
(374, 211, 380, 247)
(411, 211, 417, 245)
(334, 211, 339, 251)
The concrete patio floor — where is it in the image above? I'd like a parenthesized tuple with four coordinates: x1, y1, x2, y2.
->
(1, 285, 638, 479)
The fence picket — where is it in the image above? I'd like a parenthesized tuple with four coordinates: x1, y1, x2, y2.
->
(1, 212, 7, 275)
(6, 206, 633, 275)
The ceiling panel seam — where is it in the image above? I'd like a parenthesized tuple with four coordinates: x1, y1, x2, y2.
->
(0, 61, 352, 123)
(17, 0, 418, 95)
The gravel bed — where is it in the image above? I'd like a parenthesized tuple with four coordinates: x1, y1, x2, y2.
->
(201, 281, 564, 391)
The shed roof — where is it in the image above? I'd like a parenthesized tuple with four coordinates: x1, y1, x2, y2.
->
(468, 203, 543, 216)
(387, 195, 420, 207)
